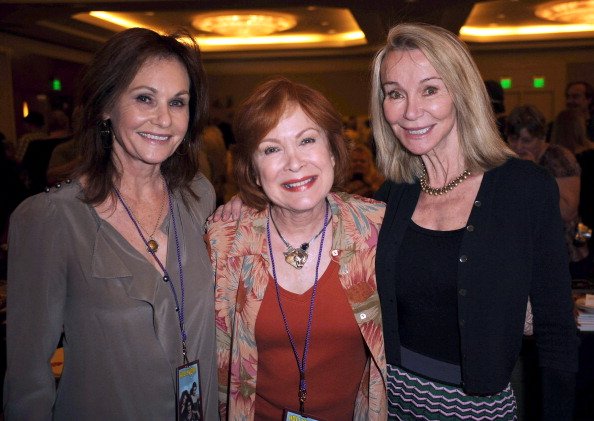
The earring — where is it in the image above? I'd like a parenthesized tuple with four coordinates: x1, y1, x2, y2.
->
(99, 120, 111, 138)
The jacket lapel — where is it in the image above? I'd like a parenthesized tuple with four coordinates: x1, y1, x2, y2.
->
(376, 182, 419, 363)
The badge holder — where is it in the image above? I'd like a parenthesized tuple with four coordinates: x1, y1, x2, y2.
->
(177, 360, 203, 421)
(282, 409, 325, 421)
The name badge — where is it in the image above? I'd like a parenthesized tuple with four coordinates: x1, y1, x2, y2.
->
(177, 360, 203, 421)
(282, 409, 325, 421)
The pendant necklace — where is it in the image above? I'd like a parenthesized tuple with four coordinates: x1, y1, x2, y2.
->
(115, 180, 167, 253)
(266, 202, 329, 414)
(114, 184, 190, 363)
(269, 200, 330, 270)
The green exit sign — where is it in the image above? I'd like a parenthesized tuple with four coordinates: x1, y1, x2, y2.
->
(533, 77, 545, 88)
(52, 78, 62, 91)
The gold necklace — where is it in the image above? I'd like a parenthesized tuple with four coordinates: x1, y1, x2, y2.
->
(120, 180, 167, 253)
(269, 202, 329, 270)
(419, 166, 470, 196)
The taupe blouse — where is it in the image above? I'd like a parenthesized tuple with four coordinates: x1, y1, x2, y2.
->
(4, 176, 218, 421)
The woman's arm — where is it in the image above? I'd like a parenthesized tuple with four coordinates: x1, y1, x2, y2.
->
(205, 223, 236, 420)
(4, 194, 67, 420)
(555, 175, 580, 222)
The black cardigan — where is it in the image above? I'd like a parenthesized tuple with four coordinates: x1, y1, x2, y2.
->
(375, 158, 579, 420)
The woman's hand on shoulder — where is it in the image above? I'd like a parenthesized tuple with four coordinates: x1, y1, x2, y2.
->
(209, 195, 244, 222)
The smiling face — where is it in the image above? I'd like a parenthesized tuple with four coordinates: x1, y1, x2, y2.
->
(566, 83, 592, 116)
(105, 56, 190, 171)
(380, 49, 458, 158)
(253, 105, 335, 214)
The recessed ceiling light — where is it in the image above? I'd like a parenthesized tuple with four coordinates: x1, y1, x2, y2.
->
(536, 0, 594, 24)
(192, 11, 297, 37)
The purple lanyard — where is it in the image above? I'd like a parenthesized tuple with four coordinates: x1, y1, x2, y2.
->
(266, 201, 329, 414)
(114, 187, 188, 363)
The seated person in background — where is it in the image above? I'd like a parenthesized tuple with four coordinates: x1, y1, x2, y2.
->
(484, 79, 507, 139)
(46, 110, 71, 140)
(45, 110, 75, 185)
(222, 144, 238, 203)
(12, 111, 46, 164)
(344, 143, 384, 198)
(551, 108, 594, 228)
(551, 108, 594, 277)
(200, 122, 227, 205)
(46, 137, 77, 185)
(343, 115, 360, 144)
(21, 111, 73, 193)
(0, 131, 27, 257)
(507, 105, 582, 262)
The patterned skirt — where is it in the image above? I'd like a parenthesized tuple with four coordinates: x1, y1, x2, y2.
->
(387, 364, 517, 421)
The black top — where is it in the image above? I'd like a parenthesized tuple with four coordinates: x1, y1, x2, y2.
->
(375, 158, 579, 421)
(395, 221, 463, 365)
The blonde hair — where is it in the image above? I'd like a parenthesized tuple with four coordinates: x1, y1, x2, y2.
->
(370, 23, 514, 183)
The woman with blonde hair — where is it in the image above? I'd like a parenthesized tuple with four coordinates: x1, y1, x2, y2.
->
(370, 23, 577, 420)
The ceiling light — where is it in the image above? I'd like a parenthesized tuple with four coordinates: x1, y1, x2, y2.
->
(460, 23, 594, 38)
(192, 11, 296, 37)
(73, 8, 366, 52)
(536, 0, 594, 24)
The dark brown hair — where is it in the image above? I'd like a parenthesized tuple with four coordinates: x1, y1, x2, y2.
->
(74, 27, 208, 205)
(233, 77, 350, 211)
(506, 104, 547, 140)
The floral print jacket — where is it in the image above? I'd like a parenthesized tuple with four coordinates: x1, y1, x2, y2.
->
(206, 192, 387, 421)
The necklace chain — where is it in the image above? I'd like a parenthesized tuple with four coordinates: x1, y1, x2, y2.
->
(117, 179, 167, 252)
(269, 201, 330, 269)
(419, 165, 470, 196)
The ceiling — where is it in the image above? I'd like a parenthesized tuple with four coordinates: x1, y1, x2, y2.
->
(1, 0, 594, 61)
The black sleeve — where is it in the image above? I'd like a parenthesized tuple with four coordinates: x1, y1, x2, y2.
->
(529, 170, 579, 420)
(374, 180, 392, 203)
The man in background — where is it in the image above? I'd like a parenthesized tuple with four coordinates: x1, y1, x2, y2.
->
(565, 81, 594, 140)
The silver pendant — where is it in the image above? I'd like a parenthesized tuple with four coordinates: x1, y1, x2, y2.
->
(284, 247, 308, 269)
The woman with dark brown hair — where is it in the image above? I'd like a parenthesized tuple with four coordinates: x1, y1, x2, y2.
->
(4, 28, 218, 419)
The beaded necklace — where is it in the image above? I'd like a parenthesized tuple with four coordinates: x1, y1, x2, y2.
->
(419, 165, 470, 196)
